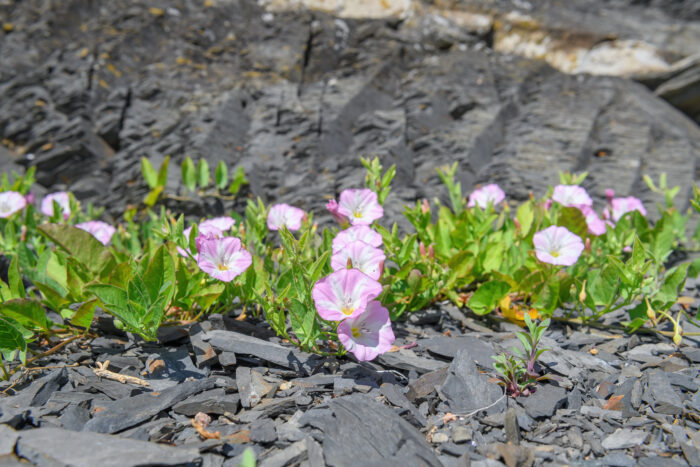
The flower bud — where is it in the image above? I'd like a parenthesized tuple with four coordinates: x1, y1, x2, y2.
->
(579, 280, 586, 303)
(419, 242, 427, 257)
(645, 299, 656, 322)
(427, 245, 435, 259)
(673, 328, 682, 347)
(407, 269, 422, 288)
(584, 237, 591, 252)
(421, 199, 430, 214)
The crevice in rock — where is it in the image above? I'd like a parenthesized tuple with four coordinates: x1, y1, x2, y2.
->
(298, 17, 315, 97)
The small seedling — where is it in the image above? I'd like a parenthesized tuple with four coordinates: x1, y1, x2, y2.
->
(492, 314, 551, 396)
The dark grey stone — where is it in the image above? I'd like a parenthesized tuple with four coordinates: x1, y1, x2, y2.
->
(599, 452, 635, 467)
(30, 368, 69, 407)
(83, 378, 216, 433)
(601, 428, 648, 450)
(437, 349, 505, 414)
(517, 385, 567, 419)
(377, 350, 449, 374)
(645, 370, 684, 415)
(250, 419, 278, 444)
(172, 388, 240, 416)
(57, 403, 91, 431)
(259, 439, 307, 467)
(406, 367, 448, 402)
(0, 424, 18, 456)
(15, 427, 201, 466)
(304, 394, 441, 466)
(145, 346, 208, 384)
(207, 330, 322, 376)
(236, 396, 298, 423)
(190, 322, 219, 368)
(237, 367, 275, 409)
(422, 336, 496, 370)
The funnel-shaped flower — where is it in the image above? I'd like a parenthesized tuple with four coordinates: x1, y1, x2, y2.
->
(326, 199, 349, 225)
(178, 224, 224, 257)
(0, 191, 27, 218)
(467, 184, 505, 209)
(41, 192, 71, 219)
(332, 225, 383, 253)
(552, 185, 593, 208)
(196, 235, 252, 282)
(603, 196, 646, 223)
(337, 301, 395, 362)
(533, 226, 584, 266)
(331, 240, 386, 280)
(312, 268, 382, 321)
(76, 221, 116, 246)
(267, 203, 305, 231)
(200, 216, 235, 232)
(336, 189, 383, 226)
(578, 205, 607, 236)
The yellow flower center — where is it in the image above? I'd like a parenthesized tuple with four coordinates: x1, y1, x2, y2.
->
(351, 327, 361, 338)
(341, 306, 354, 316)
(217, 263, 229, 271)
(550, 250, 560, 258)
(353, 211, 362, 218)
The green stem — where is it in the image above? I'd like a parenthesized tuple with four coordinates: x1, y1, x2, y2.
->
(0, 360, 9, 381)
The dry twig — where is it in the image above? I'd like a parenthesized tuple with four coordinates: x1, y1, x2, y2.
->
(93, 360, 150, 387)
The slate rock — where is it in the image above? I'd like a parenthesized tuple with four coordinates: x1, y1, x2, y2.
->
(599, 452, 635, 467)
(236, 396, 297, 423)
(57, 403, 91, 431)
(517, 385, 567, 419)
(0, 424, 18, 456)
(172, 388, 240, 416)
(303, 393, 441, 466)
(207, 330, 322, 376)
(645, 370, 684, 415)
(259, 439, 308, 467)
(190, 322, 219, 368)
(145, 346, 208, 384)
(601, 428, 648, 450)
(30, 367, 70, 407)
(84, 378, 216, 433)
(406, 367, 448, 402)
(422, 336, 496, 370)
(15, 427, 201, 466)
(250, 419, 278, 444)
(237, 367, 275, 409)
(377, 349, 449, 374)
(437, 349, 505, 414)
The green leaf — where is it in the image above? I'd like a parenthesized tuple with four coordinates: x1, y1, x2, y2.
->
(143, 245, 176, 305)
(0, 299, 50, 331)
(181, 156, 197, 192)
(71, 299, 97, 328)
(0, 316, 27, 363)
(468, 280, 510, 315)
(288, 299, 317, 348)
(228, 166, 248, 196)
(516, 200, 534, 236)
(143, 186, 163, 207)
(8, 255, 25, 299)
(238, 447, 257, 467)
(557, 207, 588, 238)
(38, 224, 116, 278)
(308, 250, 331, 285)
(157, 155, 170, 187)
(87, 284, 129, 316)
(197, 159, 210, 189)
(656, 263, 690, 305)
(215, 161, 228, 190)
(141, 157, 158, 189)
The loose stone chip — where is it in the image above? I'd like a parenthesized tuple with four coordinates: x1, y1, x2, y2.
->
(93, 360, 150, 387)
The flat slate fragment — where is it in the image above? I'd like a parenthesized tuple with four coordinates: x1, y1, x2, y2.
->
(437, 349, 505, 414)
(206, 330, 322, 375)
(15, 427, 201, 467)
(376, 349, 449, 374)
(602, 428, 648, 450)
(0, 424, 18, 456)
(517, 385, 568, 419)
(422, 336, 496, 369)
(83, 378, 216, 433)
(172, 388, 240, 416)
(303, 393, 441, 466)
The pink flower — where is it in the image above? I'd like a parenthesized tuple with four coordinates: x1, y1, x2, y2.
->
(578, 205, 607, 236)
(267, 203, 306, 231)
(311, 268, 383, 321)
(0, 191, 27, 218)
(533, 226, 584, 266)
(178, 224, 224, 257)
(337, 301, 395, 362)
(326, 199, 349, 225)
(336, 189, 383, 226)
(196, 235, 252, 282)
(76, 221, 116, 246)
(467, 184, 505, 208)
(200, 216, 235, 232)
(24, 192, 35, 205)
(603, 196, 646, 223)
(330, 240, 386, 280)
(41, 192, 71, 219)
(552, 185, 593, 208)
(332, 225, 383, 253)
(605, 189, 615, 204)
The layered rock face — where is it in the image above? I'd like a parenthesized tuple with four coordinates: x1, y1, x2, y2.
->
(0, 0, 698, 222)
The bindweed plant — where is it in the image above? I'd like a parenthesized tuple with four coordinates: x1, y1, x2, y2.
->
(492, 314, 551, 397)
(3, 154, 700, 379)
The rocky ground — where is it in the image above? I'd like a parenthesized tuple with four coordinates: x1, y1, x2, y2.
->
(1, 0, 700, 466)
(1, 279, 699, 466)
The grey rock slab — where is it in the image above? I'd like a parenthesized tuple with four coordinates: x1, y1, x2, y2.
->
(517, 385, 567, 419)
(405, 367, 448, 401)
(57, 404, 91, 431)
(15, 427, 201, 467)
(190, 322, 219, 368)
(305, 393, 441, 466)
(645, 370, 684, 415)
(206, 330, 322, 376)
(437, 349, 505, 414)
(172, 388, 240, 416)
(237, 367, 275, 409)
(601, 428, 648, 450)
(250, 418, 278, 444)
(0, 424, 18, 456)
(259, 439, 308, 467)
(236, 396, 298, 423)
(145, 345, 208, 382)
(421, 336, 496, 370)
(376, 349, 448, 374)
(599, 452, 636, 467)
(83, 378, 216, 433)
